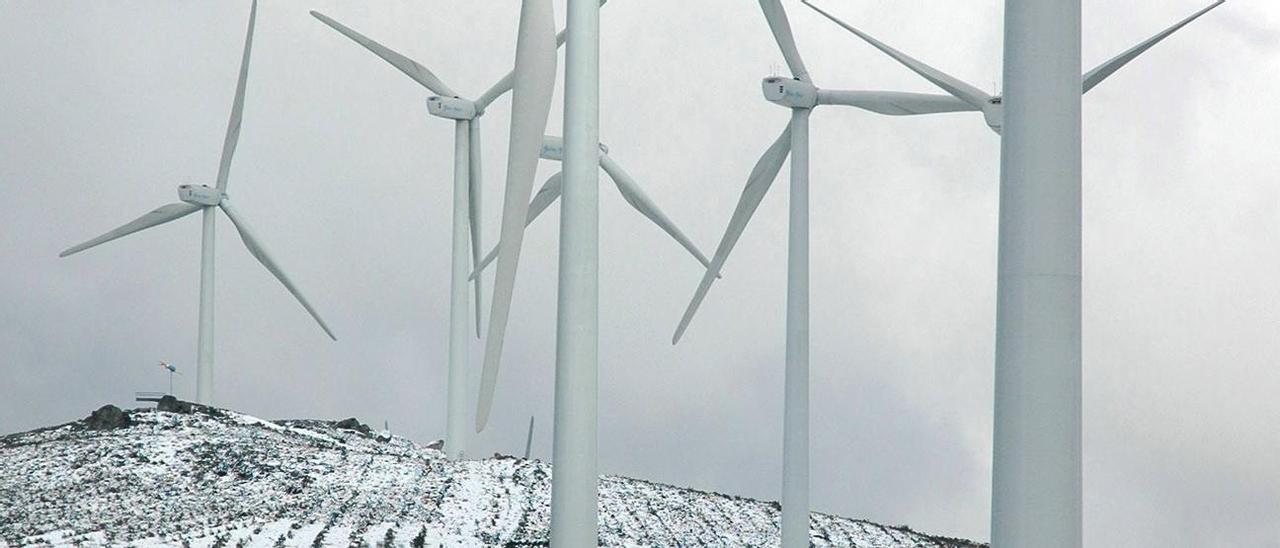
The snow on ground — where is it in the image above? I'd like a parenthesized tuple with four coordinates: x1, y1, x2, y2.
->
(0, 405, 983, 547)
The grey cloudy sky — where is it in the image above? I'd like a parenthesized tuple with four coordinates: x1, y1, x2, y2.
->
(2, 0, 1278, 545)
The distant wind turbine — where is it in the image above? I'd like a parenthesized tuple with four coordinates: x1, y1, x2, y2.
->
(60, 0, 336, 406)
(157, 361, 181, 396)
(309, 1, 607, 463)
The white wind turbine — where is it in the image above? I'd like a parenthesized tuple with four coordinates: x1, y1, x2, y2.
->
(798, 2, 1223, 545)
(60, 0, 336, 407)
(666, 2, 969, 545)
(309, 2, 608, 463)
(468, 135, 711, 280)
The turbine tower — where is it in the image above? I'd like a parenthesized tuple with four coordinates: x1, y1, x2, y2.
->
(551, 0, 601, 543)
(469, 135, 711, 280)
(309, 4, 604, 461)
(798, 1, 1224, 545)
(60, 0, 336, 406)
(997, 2, 1081, 544)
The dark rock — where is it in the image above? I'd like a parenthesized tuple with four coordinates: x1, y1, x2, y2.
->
(157, 395, 193, 414)
(85, 405, 132, 431)
(333, 418, 372, 435)
(426, 439, 444, 451)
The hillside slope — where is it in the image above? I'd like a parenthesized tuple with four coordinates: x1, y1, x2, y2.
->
(0, 404, 983, 547)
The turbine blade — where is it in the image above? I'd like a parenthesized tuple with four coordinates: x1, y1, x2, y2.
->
(215, 0, 258, 193)
(801, 0, 991, 109)
(474, 0, 608, 111)
(599, 154, 713, 270)
(1082, 0, 1224, 93)
(673, 123, 792, 344)
(476, 31, 563, 111)
(218, 201, 337, 341)
(476, 0, 557, 433)
(60, 203, 202, 257)
(758, 0, 810, 81)
(469, 172, 564, 281)
(468, 118, 484, 338)
(818, 90, 979, 115)
(310, 11, 456, 97)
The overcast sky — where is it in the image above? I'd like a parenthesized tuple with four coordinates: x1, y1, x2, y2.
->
(2, 0, 1278, 545)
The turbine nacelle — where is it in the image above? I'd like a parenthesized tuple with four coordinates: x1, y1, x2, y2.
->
(427, 96, 478, 120)
(984, 97, 1004, 134)
(178, 185, 223, 206)
(762, 77, 818, 109)
(539, 136, 609, 162)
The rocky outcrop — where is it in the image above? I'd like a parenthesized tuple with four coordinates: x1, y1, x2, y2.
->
(84, 404, 131, 431)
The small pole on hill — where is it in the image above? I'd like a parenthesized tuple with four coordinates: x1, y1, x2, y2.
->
(524, 415, 535, 459)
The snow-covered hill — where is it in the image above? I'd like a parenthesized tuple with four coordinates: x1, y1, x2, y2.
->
(0, 402, 983, 547)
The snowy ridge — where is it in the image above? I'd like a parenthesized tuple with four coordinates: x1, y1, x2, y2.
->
(0, 405, 983, 547)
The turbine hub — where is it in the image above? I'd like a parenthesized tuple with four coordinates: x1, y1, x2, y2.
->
(762, 77, 818, 109)
(178, 184, 222, 206)
(427, 96, 478, 120)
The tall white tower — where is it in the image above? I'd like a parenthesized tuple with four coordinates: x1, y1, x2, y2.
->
(550, 0, 601, 545)
(992, 0, 1082, 546)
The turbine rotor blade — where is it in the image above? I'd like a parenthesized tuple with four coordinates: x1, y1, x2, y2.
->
(673, 123, 792, 344)
(817, 90, 979, 115)
(475, 31, 564, 111)
(310, 11, 456, 97)
(1082, 0, 1224, 93)
(218, 201, 337, 341)
(758, 0, 811, 81)
(476, 0, 557, 433)
(471, 172, 564, 281)
(801, 0, 991, 109)
(215, 0, 258, 193)
(474, 0, 608, 111)
(60, 203, 203, 257)
(598, 154, 714, 270)
(468, 118, 484, 338)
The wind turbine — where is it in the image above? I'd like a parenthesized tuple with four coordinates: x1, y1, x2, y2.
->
(666, 2, 970, 545)
(798, 2, 1223, 545)
(157, 361, 181, 396)
(60, 0, 335, 407)
(468, 135, 712, 280)
(309, 1, 606, 463)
